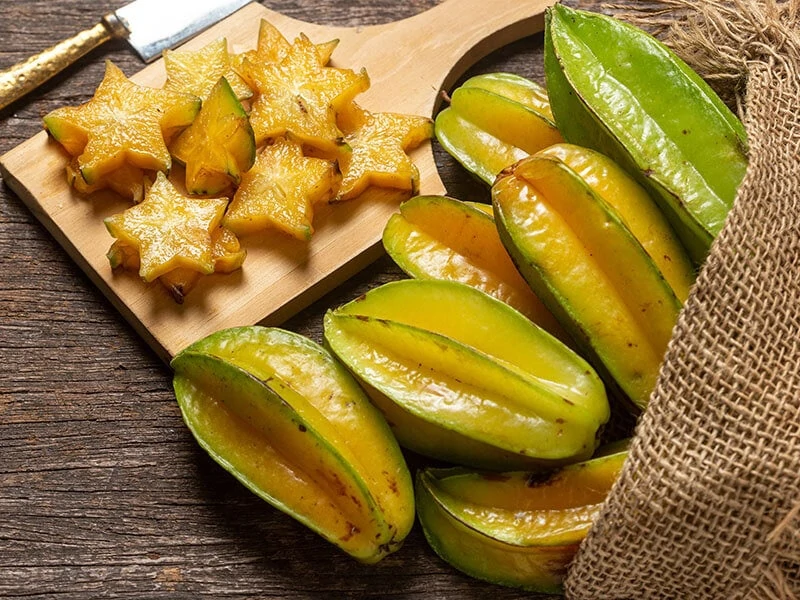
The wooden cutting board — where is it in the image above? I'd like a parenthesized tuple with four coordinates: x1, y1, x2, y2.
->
(0, 0, 553, 363)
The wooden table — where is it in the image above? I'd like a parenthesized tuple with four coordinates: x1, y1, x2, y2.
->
(0, 1, 599, 597)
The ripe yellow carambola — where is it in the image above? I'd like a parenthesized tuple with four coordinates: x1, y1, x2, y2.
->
(493, 145, 694, 409)
(416, 446, 628, 593)
(171, 326, 415, 563)
(324, 279, 609, 470)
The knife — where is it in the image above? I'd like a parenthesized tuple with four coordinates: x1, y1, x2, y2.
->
(0, 0, 252, 112)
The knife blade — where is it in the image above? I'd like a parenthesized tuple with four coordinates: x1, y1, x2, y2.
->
(113, 0, 252, 62)
(0, 0, 252, 112)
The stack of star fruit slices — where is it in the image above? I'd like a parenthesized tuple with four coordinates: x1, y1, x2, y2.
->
(42, 19, 434, 303)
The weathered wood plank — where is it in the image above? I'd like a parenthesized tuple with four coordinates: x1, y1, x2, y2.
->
(0, 0, 553, 362)
(0, 1, 569, 598)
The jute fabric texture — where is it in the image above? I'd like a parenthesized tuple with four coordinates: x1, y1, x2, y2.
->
(564, 1, 800, 598)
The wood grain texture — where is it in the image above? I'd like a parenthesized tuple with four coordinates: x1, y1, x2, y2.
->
(0, 0, 609, 598)
(0, 0, 554, 362)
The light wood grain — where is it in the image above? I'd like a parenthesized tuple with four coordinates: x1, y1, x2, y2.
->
(0, 0, 554, 362)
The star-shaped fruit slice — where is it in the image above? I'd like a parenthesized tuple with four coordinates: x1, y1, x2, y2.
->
(335, 103, 433, 201)
(241, 34, 369, 152)
(170, 77, 256, 195)
(159, 227, 247, 303)
(108, 226, 245, 304)
(223, 137, 340, 240)
(66, 158, 150, 204)
(43, 61, 200, 185)
(164, 37, 252, 101)
(233, 19, 339, 72)
(104, 171, 229, 282)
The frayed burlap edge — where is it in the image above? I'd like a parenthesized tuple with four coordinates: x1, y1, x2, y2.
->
(564, 1, 800, 599)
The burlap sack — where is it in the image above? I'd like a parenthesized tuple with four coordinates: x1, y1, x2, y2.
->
(564, 1, 800, 598)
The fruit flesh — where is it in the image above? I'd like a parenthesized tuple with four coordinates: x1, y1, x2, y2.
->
(104, 171, 229, 282)
(223, 136, 339, 239)
(43, 61, 200, 185)
(335, 103, 433, 201)
(241, 34, 368, 151)
(170, 76, 256, 195)
(164, 37, 252, 101)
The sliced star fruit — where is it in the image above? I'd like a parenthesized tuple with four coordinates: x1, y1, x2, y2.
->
(240, 33, 369, 151)
(324, 279, 609, 470)
(171, 76, 256, 196)
(164, 37, 252, 101)
(223, 137, 340, 240)
(104, 171, 228, 282)
(171, 326, 415, 563)
(233, 19, 339, 75)
(335, 103, 433, 201)
(66, 158, 150, 204)
(416, 447, 628, 593)
(43, 61, 200, 185)
(109, 226, 246, 303)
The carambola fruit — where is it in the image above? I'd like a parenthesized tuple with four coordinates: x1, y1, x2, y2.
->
(416, 447, 628, 593)
(435, 73, 561, 185)
(381, 195, 567, 340)
(104, 171, 229, 282)
(171, 326, 414, 563)
(324, 279, 609, 470)
(493, 147, 687, 409)
(544, 4, 748, 262)
(170, 76, 256, 196)
(43, 60, 200, 185)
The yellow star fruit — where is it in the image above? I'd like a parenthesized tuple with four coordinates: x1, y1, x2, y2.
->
(104, 171, 229, 282)
(336, 103, 433, 201)
(43, 61, 200, 185)
(223, 137, 340, 240)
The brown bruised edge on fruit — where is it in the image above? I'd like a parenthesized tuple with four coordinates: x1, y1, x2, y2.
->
(42, 20, 433, 303)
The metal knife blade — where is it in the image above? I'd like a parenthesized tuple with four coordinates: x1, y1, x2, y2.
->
(0, 0, 252, 111)
(111, 0, 253, 62)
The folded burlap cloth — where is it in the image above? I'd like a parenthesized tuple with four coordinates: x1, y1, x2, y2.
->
(564, 1, 800, 599)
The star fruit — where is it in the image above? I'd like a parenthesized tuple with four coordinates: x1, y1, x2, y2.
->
(233, 18, 339, 70)
(104, 171, 229, 282)
(43, 61, 200, 185)
(223, 137, 340, 240)
(170, 76, 256, 195)
(239, 33, 369, 152)
(335, 103, 433, 201)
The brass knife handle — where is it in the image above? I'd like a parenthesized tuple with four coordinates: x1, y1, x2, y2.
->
(0, 17, 125, 112)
